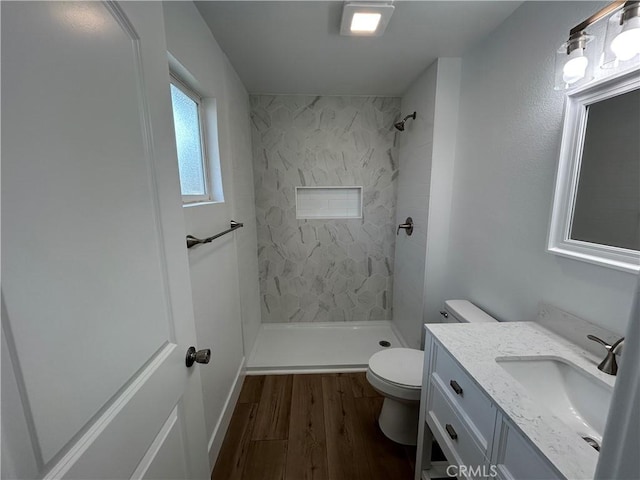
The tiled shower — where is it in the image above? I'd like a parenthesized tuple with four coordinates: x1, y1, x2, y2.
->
(250, 95, 401, 324)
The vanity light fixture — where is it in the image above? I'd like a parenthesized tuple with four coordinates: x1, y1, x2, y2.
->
(340, 2, 395, 37)
(554, 1, 640, 90)
(555, 31, 594, 88)
(603, 1, 640, 66)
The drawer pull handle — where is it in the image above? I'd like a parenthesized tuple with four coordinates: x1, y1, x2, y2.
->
(445, 423, 458, 440)
(450, 380, 463, 395)
(440, 311, 449, 319)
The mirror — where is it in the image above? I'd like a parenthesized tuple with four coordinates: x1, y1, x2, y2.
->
(571, 89, 639, 250)
(548, 68, 640, 273)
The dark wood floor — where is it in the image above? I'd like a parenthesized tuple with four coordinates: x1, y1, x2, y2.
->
(211, 373, 416, 480)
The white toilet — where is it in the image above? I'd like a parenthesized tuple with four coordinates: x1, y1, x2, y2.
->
(366, 300, 497, 445)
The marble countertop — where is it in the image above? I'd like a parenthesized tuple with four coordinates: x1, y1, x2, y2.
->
(424, 321, 617, 480)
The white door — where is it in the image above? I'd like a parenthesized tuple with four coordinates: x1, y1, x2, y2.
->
(2, 2, 210, 479)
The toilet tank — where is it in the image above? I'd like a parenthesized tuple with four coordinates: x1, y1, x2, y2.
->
(442, 300, 497, 323)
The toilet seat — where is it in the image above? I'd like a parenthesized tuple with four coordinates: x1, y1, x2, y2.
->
(368, 348, 423, 388)
(367, 368, 421, 391)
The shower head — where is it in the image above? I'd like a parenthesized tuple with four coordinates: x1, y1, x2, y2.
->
(394, 112, 417, 132)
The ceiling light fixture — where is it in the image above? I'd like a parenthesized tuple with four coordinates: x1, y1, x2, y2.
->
(340, 2, 395, 37)
(351, 12, 382, 33)
(554, 1, 640, 90)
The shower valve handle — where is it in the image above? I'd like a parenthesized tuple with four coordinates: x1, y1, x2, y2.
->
(397, 217, 414, 236)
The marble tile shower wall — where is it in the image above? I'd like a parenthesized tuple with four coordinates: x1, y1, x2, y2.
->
(250, 95, 401, 323)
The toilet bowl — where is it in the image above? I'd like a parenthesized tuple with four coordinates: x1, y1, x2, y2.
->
(367, 300, 498, 445)
(366, 347, 423, 445)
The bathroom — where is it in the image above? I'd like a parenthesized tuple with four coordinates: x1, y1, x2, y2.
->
(1, 1, 638, 479)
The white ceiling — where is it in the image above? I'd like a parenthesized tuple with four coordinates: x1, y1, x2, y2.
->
(195, 1, 522, 96)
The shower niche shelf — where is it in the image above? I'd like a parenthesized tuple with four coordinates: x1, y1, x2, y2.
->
(295, 186, 362, 219)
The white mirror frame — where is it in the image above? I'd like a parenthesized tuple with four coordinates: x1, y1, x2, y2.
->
(548, 67, 640, 274)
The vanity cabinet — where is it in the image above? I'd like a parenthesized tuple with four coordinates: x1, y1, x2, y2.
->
(417, 336, 563, 480)
(491, 418, 560, 480)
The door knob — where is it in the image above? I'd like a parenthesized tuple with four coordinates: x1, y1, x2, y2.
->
(185, 346, 211, 367)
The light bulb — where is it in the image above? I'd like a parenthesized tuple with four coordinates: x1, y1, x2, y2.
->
(563, 49, 589, 84)
(611, 16, 640, 61)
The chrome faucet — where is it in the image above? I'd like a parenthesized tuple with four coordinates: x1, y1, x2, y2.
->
(587, 335, 625, 375)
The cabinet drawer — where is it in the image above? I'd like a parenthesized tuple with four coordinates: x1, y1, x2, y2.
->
(432, 344, 496, 448)
(427, 380, 487, 478)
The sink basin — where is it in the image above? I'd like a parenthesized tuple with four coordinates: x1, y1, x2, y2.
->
(496, 357, 613, 443)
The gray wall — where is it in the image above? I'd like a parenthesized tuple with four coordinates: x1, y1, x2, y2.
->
(393, 58, 462, 348)
(421, 59, 461, 339)
(393, 64, 437, 344)
(163, 1, 261, 464)
(226, 60, 262, 358)
(445, 1, 637, 336)
(250, 95, 400, 323)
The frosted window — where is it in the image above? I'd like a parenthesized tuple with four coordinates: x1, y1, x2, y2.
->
(170, 83, 206, 196)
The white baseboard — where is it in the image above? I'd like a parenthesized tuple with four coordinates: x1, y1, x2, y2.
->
(247, 365, 367, 375)
(207, 357, 246, 471)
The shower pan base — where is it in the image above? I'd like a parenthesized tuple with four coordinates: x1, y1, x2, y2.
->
(247, 321, 405, 374)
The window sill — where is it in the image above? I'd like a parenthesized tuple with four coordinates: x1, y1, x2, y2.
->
(183, 200, 224, 208)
